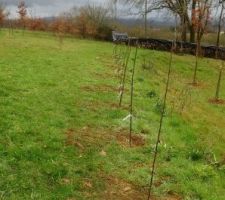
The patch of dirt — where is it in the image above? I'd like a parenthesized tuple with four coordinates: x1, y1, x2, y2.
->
(60, 178, 72, 185)
(81, 84, 119, 93)
(64, 127, 182, 200)
(188, 82, 207, 89)
(108, 102, 129, 111)
(116, 132, 145, 147)
(208, 98, 225, 105)
(100, 175, 148, 200)
(75, 100, 129, 112)
(100, 174, 182, 200)
(94, 72, 117, 80)
(163, 191, 182, 200)
(83, 179, 93, 189)
(64, 127, 113, 149)
(65, 129, 84, 150)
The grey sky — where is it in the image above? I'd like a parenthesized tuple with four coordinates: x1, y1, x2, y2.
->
(2, 0, 107, 18)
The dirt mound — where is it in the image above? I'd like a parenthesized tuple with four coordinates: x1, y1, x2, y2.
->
(116, 132, 145, 147)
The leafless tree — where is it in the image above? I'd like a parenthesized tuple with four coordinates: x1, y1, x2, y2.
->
(147, 42, 174, 200)
(161, 0, 190, 42)
(129, 43, 138, 147)
(192, 0, 212, 85)
(17, 0, 28, 34)
(119, 41, 131, 107)
(109, 0, 119, 21)
(215, 0, 225, 57)
(161, 0, 214, 43)
(212, 1, 225, 102)
(0, 3, 6, 30)
(70, 4, 111, 39)
(214, 63, 224, 101)
(122, 0, 161, 38)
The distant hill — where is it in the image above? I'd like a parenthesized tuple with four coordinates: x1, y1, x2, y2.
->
(117, 16, 175, 28)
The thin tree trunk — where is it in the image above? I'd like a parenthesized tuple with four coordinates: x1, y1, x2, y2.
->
(215, 63, 223, 100)
(119, 42, 130, 85)
(119, 40, 131, 107)
(193, 40, 200, 85)
(144, 0, 148, 38)
(190, 0, 197, 43)
(114, 0, 118, 21)
(147, 45, 173, 200)
(193, 54, 198, 85)
(216, 3, 224, 58)
(129, 44, 138, 147)
(190, 25, 196, 43)
(214, 4, 224, 101)
(181, 16, 187, 42)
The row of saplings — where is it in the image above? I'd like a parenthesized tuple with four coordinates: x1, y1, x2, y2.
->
(112, 38, 224, 199)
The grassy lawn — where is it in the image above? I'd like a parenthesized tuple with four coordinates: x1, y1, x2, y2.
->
(0, 30, 225, 200)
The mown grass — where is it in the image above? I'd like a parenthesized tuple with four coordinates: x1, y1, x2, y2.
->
(0, 29, 225, 200)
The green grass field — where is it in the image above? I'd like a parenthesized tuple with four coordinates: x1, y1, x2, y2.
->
(0, 30, 225, 200)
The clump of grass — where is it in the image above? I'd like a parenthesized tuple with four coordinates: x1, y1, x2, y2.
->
(146, 90, 157, 99)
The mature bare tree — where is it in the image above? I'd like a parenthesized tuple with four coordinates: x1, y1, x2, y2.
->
(162, 0, 189, 42)
(122, 0, 161, 38)
(162, 0, 214, 43)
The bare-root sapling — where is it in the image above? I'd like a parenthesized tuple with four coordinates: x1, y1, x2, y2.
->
(147, 44, 173, 200)
(119, 40, 131, 107)
(129, 43, 138, 147)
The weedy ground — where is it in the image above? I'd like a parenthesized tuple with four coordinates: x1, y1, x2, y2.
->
(0, 30, 225, 200)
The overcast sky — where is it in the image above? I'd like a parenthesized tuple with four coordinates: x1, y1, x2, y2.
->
(2, 0, 107, 18)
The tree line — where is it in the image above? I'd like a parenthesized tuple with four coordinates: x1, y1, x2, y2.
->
(0, 1, 114, 40)
(0, 0, 225, 44)
(118, 0, 225, 43)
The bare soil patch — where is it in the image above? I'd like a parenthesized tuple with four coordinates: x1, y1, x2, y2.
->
(94, 72, 117, 80)
(163, 191, 182, 200)
(81, 84, 119, 93)
(188, 81, 207, 89)
(75, 100, 129, 112)
(100, 175, 148, 200)
(100, 174, 181, 200)
(64, 127, 113, 149)
(208, 98, 225, 105)
(116, 131, 145, 147)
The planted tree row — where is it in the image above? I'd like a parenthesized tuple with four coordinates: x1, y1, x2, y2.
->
(112, 3, 224, 198)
